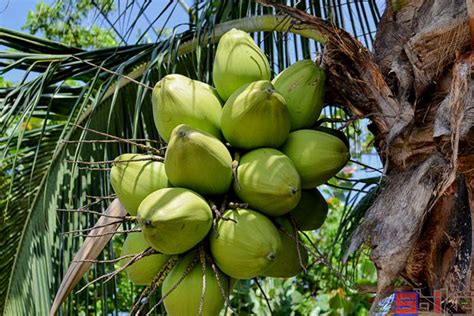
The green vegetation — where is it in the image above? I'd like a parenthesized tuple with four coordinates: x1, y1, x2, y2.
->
(23, 0, 117, 48)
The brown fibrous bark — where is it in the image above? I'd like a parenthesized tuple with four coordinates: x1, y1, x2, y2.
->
(258, 0, 474, 312)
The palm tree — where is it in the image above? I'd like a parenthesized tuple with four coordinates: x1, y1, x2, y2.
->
(1, 0, 472, 315)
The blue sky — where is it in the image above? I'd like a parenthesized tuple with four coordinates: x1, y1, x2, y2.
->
(0, 0, 37, 30)
(0, 0, 190, 82)
(0, 0, 189, 41)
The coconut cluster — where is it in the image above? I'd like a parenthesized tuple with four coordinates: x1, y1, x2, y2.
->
(110, 28, 349, 315)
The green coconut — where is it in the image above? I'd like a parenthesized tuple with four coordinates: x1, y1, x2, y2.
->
(314, 126, 350, 148)
(272, 60, 326, 130)
(213, 28, 271, 101)
(137, 188, 213, 254)
(162, 252, 229, 316)
(262, 218, 308, 278)
(119, 231, 170, 285)
(110, 153, 168, 215)
(281, 129, 350, 188)
(234, 148, 301, 216)
(165, 124, 233, 195)
(290, 189, 328, 231)
(151, 74, 222, 142)
(210, 208, 281, 279)
(221, 80, 291, 149)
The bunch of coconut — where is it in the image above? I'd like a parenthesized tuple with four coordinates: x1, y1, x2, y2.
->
(109, 28, 350, 315)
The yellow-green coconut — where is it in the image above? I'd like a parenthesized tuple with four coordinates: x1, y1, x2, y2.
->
(221, 80, 290, 149)
(262, 218, 308, 278)
(213, 28, 270, 101)
(290, 189, 328, 231)
(165, 124, 233, 195)
(119, 231, 170, 285)
(272, 60, 326, 130)
(137, 188, 212, 254)
(152, 74, 222, 142)
(234, 148, 301, 216)
(210, 208, 281, 279)
(162, 252, 229, 316)
(281, 129, 350, 188)
(110, 153, 168, 215)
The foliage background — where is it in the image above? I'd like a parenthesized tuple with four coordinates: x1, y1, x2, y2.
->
(0, 0, 384, 315)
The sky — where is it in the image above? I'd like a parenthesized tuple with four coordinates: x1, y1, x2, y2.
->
(0, 0, 37, 30)
(0, 0, 190, 42)
(0, 0, 190, 82)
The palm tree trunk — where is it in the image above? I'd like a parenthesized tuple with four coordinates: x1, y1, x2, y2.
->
(260, 0, 474, 312)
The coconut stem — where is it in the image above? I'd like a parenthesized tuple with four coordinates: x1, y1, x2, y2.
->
(61, 138, 162, 144)
(220, 196, 228, 213)
(62, 218, 132, 235)
(77, 167, 112, 171)
(208, 200, 221, 237)
(56, 196, 117, 216)
(254, 277, 273, 314)
(275, 221, 309, 274)
(178, 130, 187, 138)
(290, 186, 298, 195)
(208, 199, 237, 237)
(146, 254, 199, 316)
(73, 124, 162, 155)
(349, 158, 383, 173)
(289, 215, 307, 273)
(266, 252, 276, 261)
(198, 246, 207, 316)
(72, 252, 147, 264)
(70, 228, 141, 238)
(66, 157, 164, 166)
(132, 255, 179, 315)
(207, 255, 236, 314)
(75, 247, 156, 294)
(277, 223, 344, 281)
(325, 182, 371, 194)
(232, 152, 241, 190)
(264, 87, 274, 95)
(57, 208, 128, 219)
(227, 202, 249, 209)
(299, 231, 357, 290)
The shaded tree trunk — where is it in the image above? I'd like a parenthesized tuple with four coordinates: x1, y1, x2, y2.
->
(259, 0, 474, 313)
